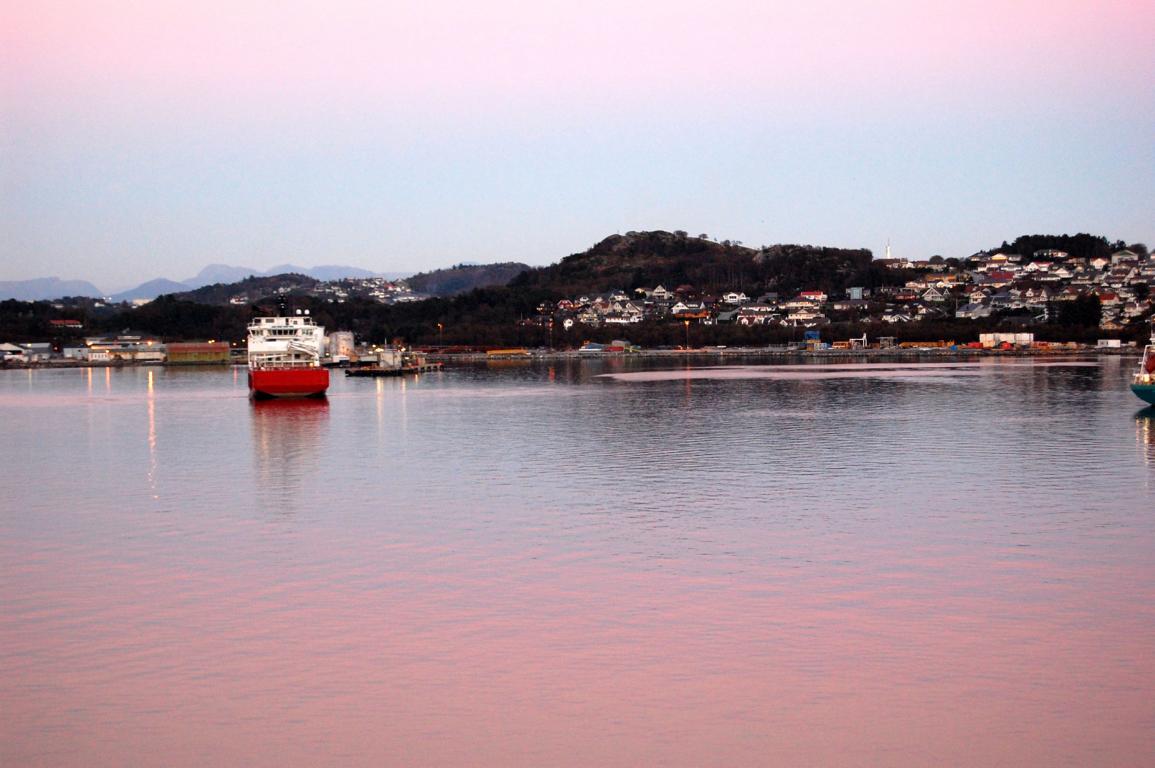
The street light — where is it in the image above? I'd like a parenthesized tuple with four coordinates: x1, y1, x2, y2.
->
(437, 322, 444, 347)
(683, 319, 690, 351)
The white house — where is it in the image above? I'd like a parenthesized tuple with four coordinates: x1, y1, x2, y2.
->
(0, 342, 27, 362)
(721, 291, 749, 305)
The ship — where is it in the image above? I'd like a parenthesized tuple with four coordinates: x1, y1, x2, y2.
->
(1132, 324, 1155, 405)
(247, 310, 330, 398)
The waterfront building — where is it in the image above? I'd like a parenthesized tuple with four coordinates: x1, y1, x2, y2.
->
(84, 331, 164, 362)
(166, 342, 230, 365)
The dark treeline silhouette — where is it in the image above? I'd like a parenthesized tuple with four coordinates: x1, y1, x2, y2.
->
(171, 274, 319, 305)
(510, 231, 895, 298)
(987, 233, 1138, 262)
(405, 262, 531, 296)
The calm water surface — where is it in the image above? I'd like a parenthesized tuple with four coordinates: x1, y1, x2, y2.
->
(3, 358, 1154, 766)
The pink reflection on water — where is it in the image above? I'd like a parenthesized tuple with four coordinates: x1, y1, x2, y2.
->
(3, 360, 1152, 766)
(4, 526, 1154, 767)
(602, 361, 1099, 383)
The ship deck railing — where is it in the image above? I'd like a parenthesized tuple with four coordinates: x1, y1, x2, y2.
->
(249, 358, 321, 369)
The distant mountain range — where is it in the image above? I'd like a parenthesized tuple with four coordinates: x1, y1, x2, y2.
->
(0, 264, 410, 302)
(0, 277, 105, 301)
(109, 278, 192, 303)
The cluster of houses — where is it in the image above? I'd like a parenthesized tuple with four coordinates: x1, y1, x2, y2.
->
(226, 277, 426, 306)
(532, 248, 1154, 331)
(1, 329, 172, 365)
(538, 286, 835, 330)
(885, 247, 1154, 328)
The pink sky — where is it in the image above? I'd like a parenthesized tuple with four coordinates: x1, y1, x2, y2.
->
(2, 0, 1152, 287)
(6, 0, 1152, 115)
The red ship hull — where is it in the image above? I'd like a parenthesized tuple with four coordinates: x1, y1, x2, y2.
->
(248, 368, 330, 398)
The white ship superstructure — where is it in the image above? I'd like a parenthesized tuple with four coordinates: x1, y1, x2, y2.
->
(247, 312, 325, 370)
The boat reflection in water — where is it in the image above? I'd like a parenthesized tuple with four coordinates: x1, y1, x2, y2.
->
(1136, 407, 1155, 466)
(249, 397, 330, 514)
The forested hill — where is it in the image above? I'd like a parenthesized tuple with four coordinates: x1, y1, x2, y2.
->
(168, 273, 319, 304)
(405, 262, 530, 296)
(509, 230, 887, 297)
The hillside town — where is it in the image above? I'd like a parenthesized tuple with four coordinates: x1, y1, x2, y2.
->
(531, 246, 1154, 332)
(220, 276, 427, 306)
(3, 239, 1154, 364)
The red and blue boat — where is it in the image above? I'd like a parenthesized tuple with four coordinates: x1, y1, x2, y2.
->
(1132, 326, 1155, 405)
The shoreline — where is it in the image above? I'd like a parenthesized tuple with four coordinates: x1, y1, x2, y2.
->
(1, 345, 1140, 370)
(425, 346, 1140, 363)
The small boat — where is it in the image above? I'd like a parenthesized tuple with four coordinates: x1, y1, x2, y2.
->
(1132, 325, 1155, 405)
(247, 311, 330, 398)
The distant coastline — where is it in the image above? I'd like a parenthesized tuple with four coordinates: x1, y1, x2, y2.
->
(0, 344, 1140, 371)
